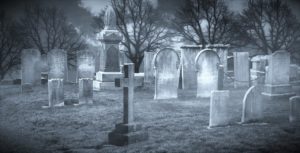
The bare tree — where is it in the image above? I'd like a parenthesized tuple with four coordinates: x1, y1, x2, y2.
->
(20, 5, 87, 63)
(173, 0, 239, 46)
(240, 0, 300, 54)
(91, 9, 106, 33)
(112, 0, 170, 72)
(0, 11, 24, 80)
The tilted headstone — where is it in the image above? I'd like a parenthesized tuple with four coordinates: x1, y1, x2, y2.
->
(47, 49, 66, 107)
(180, 45, 202, 89)
(289, 96, 300, 123)
(209, 90, 230, 127)
(21, 49, 41, 92)
(77, 50, 95, 104)
(241, 86, 263, 123)
(153, 48, 180, 99)
(262, 50, 294, 98)
(108, 63, 148, 146)
(195, 49, 221, 98)
(233, 52, 250, 88)
(144, 51, 155, 84)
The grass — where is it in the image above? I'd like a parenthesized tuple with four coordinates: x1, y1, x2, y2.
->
(0, 83, 300, 153)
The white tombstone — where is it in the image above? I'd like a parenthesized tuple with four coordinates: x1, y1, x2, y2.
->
(77, 50, 95, 104)
(180, 45, 202, 89)
(47, 49, 66, 107)
(21, 49, 41, 92)
(209, 90, 230, 127)
(241, 86, 263, 123)
(290, 96, 300, 123)
(144, 51, 155, 84)
(233, 52, 250, 88)
(195, 49, 220, 98)
(262, 50, 295, 98)
(153, 48, 180, 99)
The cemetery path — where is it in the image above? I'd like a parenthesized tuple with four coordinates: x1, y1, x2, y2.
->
(0, 84, 300, 153)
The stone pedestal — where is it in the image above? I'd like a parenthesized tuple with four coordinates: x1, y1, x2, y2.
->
(262, 84, 294, 98)
(108, 123, 148, 146)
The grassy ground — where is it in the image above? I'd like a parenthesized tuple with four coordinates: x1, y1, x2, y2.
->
(0, 83, 300, 153)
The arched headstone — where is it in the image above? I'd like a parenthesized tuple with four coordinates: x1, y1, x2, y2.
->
(195, 49, 220, 98)
(241, 86, 263, 123)
(153, 48, 180, 99)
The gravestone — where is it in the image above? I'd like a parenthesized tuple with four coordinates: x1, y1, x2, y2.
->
(153, 48, 180, 99)
(233, 52, 250, 88)
(180, 45, 202, 89)
(195, 49, 220, 98)
(209, 90, 230, 127)
(241, 86, 263, 123)
(21, 49, 41, 92)
(144, 51, 155, 84)
(250, 55, 268, 86)
(206, 44, 230, 74)
(290, 96, 300, 123)
(94, 6, 123, 90)
(77, 50, 95, 104)
(47, 49, 66, 107)
(262, 50, 295, 98)
(108, 63, 148, 146)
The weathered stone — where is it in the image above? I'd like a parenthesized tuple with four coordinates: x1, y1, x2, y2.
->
(195, 49, 220, 98)
(153, 48, 180, 99)
(206, 44, 230, 74)
(241, 86, 263, 123)
(21, 49, 41, 92)
(48, 79, 64, 107)
(289, 96, 300, 123)
(233, 52, 250, 88)
(79, 78, 93, 104)
(77, 50, 95, 79)
(209, 90, 230, 127)
(262, 50, 295, 98)
(48, 49, 67, 79)
(144, 51, 155, 84)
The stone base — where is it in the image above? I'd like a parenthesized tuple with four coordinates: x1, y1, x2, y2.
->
(96, 71, 122, 82)
(93, 81, 119, 91)
(262, 84, 295, 99)
(108, 123, 148, 146)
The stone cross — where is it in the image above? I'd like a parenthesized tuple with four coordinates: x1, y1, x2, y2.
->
(109, 63, 148, 146)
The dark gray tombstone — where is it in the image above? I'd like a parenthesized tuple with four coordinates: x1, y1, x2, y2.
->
(195, 49, 220, 98)
(209, 90, 230, 127)
(153, 48, 180, 99)
(108, 63, 148, 146)
(241, 86, 263, 123)
(289, 96, 300, 123)
(21, 49, 41, 92)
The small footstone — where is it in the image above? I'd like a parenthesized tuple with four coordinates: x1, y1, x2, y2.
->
(290, 96, 300, 123)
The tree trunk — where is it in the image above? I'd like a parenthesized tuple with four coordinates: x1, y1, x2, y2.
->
(134, 62, 140, 73)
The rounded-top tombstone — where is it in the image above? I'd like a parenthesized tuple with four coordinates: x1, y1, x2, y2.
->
(195, 49, 220, 98)
(153, 48, 180, 99)
(104, 6, 117, 30)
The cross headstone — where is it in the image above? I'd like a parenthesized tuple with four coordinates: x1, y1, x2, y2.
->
(233, 52, 250, 88)
(289, 96, 300, 123)
(153, 48, 180, 99)
(241, 86, 263, 123)
(77, 50, 95, 104)
(195, 49, 221, 98)
(209, 90, 230, 127)
(21, 49, 41, 92)
(108, 63, 148, 146)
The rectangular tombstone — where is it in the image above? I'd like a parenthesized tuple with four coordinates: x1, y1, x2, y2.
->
(241, 86, 263, 123)
(209, 90, 230, 127)
(144, 51, 155, 84)
(263, 50, 294, 97)
(181, 46, 202, 89)
(48, 79, 64, 107)
(48, 49, 67, 79)
(289, 96, 300, 123)
(79, 78, 93, 104)
(21, 49, 41, 91)
(154, 49, 180, 99)
(196, 49, 220, 98)
(233, 52, 250, 88)
(77, 50, 95, 79)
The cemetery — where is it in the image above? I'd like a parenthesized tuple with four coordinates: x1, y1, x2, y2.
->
(1, 0, 300, 153)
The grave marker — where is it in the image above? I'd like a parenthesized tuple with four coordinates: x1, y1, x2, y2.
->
(209, 90, 230, 127)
